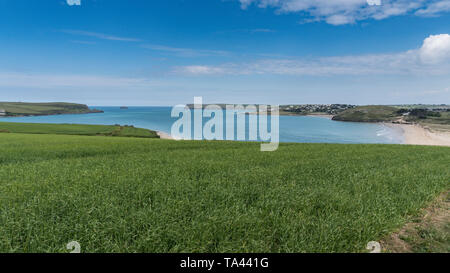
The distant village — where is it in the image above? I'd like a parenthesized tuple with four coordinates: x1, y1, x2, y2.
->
(280, 104, 450, 116)
(185, 103, 450, 116)
(280, 104, 356, 115)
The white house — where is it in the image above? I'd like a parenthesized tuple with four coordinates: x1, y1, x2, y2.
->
(0, 109, 6, 116)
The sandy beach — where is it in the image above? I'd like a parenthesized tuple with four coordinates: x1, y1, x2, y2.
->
(157, 131, 173, 140)
(306, 114, 334, 119)
(387, 123, 450, 147)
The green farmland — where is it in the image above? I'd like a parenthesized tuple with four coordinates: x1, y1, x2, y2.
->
(0, 132, 449, 253)
(0, 122, 159, 138)
(0, 102, 102, 117)
(332, 105, 400, 122)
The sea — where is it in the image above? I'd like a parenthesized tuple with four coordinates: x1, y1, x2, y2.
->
(0, 106, 404, 144)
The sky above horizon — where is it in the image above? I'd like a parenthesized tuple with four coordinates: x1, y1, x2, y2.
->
(1, 0, 450, 106)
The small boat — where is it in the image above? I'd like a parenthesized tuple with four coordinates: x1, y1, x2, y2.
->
(120, 106, 129, 109)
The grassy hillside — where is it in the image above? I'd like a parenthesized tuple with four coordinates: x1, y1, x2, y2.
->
(408, 111, 450, 132)
(391, 104, 450, 110)
(0, 133, 448, 253)
(332, 105, 450, 132)
(0, 102, 102, 116)
(0, 122, 159, 138)
(332, 106, 400, 122)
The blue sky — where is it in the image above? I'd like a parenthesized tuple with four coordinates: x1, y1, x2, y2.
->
(0, 0, 450, 106)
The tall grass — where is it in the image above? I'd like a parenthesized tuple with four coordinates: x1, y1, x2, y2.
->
(0, 133, 449, 253)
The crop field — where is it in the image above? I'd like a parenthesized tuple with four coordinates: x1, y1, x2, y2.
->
(0, 102, 101, 116)
(0, 133, 449, 253)
(0, 122, 159, 138)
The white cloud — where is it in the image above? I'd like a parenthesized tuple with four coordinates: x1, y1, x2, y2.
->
(250, 28, 276, 33)
(215, 28, 276, 34)
(238, 0, 450, 25)
(71, 40, 97, 45)
(326, 14, 355, 25)
(174, 66, 227, 75)
(419, 34, 450, 64)
(67, 0, 81, 6)
(367, 0, 382, 6)
(141, 44, 229, 57)
(421, 86, 450, 95)
(0, 73, 151, 88)
(175, 34, 450, 76)
(416, 0, 450, 16)
(391, 86, 450, 97)
(61, 30, 140, 42)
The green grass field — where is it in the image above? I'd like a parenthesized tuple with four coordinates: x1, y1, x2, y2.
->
(0, 132, 449, 253)
(0, 102, 102, 116)
(0, 122, 159, 138)
(332, 105, 400, 122)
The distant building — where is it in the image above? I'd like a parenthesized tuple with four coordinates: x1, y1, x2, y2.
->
(0, 109, 6, 116)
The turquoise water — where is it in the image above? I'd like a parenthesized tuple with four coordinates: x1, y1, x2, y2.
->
(0, 106, 404, 144)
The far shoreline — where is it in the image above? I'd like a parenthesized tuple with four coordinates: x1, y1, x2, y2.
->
(306, 114, 334, 119)
(305, 113, 450, 147)
(3, 108, 450, 147)
(0, 110, 103, 118)
(157, 131, 174, 140)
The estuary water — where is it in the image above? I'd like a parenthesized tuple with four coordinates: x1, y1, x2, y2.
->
(0, 106, 404, 144)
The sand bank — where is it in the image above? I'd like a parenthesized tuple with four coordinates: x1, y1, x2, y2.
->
(306, 114, 334, 119)
(157, 131, 173, 140)
(387, 123, 450, 147)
